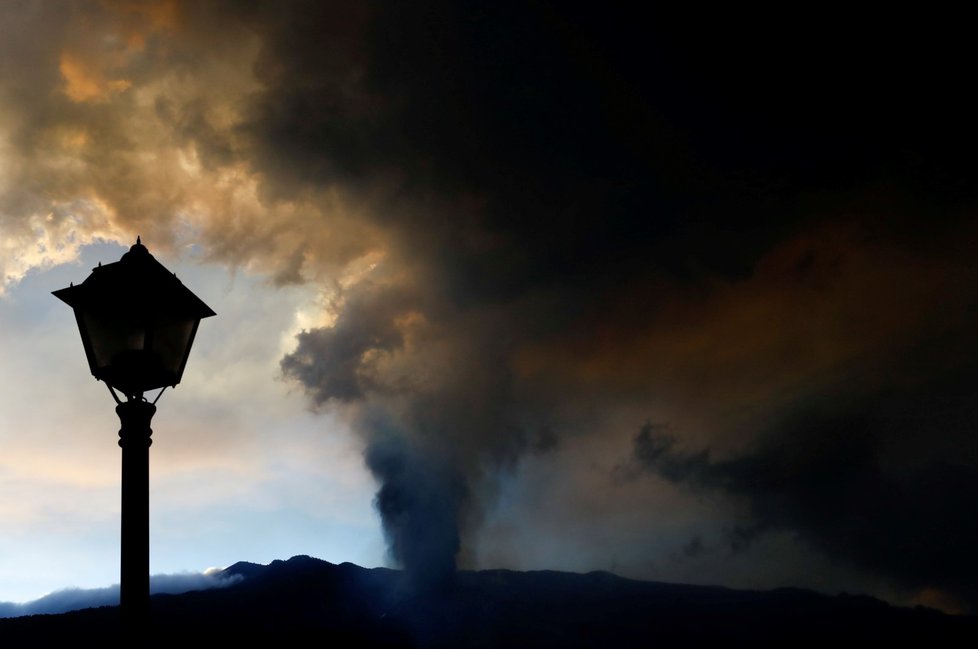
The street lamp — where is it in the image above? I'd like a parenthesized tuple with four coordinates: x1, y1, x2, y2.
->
(52, 237, 215, 628)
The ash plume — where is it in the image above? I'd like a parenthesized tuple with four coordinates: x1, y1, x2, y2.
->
(279, 269, 543, 579)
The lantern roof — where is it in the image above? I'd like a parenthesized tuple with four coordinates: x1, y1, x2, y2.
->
(52, 237, 216, 322)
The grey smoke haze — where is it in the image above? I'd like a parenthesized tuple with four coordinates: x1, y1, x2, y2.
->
(271, 2, 978, 607)
(0, 571, 239, 618)
(280, 270, 551, 580)
(624, 361, 978, 609)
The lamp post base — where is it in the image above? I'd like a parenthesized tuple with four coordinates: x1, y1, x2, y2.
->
(117, 399, 155, 631)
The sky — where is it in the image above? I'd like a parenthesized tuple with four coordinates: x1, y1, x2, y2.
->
(2, 0, 978, 616)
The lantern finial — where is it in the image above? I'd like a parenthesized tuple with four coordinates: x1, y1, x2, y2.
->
(127, 237, 149, 257)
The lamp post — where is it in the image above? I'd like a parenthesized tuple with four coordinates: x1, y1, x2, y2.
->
(53, 238, 215, 629)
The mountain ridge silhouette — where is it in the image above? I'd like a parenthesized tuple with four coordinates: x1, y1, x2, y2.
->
(1, 555, 974, 646)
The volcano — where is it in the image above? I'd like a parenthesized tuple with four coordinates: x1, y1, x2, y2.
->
(1, 555, 974, 646)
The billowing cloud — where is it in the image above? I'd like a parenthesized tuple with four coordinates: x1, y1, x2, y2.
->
(622, 368, 978, 611)
(0, 0, 377, 293)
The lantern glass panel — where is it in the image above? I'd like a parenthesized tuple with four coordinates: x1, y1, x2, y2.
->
(82, 312, 146, 370)
(153, 319, 196, 375)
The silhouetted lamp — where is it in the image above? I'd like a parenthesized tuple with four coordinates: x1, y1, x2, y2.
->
(52, 237, 215, 400)
(52, 237, 215, 629)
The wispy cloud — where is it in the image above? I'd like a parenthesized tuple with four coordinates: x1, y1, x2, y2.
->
(0, 570, 239, 618)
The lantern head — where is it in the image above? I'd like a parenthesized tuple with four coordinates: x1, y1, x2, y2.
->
(53, 238, 216, 399)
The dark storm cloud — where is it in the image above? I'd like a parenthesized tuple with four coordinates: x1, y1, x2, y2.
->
(280, 281, 415, 403)
(628, 359, 978, 609)
(244, 1, 701, 295)
(248, 1, 978, 294)
(267, 1, 978, 592)
(625, 423, 711, 485)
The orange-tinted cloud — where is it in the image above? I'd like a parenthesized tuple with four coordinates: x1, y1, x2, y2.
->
(512, 218, 978, 450)
(59, 52, 131, 103)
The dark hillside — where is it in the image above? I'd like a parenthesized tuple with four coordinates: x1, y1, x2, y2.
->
(1, 556, 974, 647)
